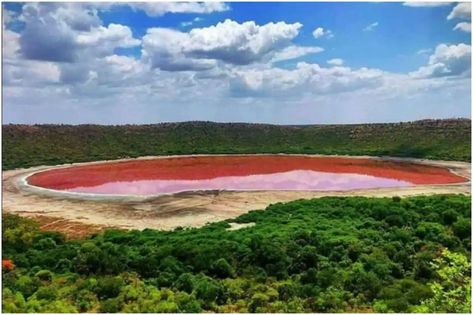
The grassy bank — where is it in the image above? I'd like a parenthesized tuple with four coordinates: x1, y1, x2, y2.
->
(3, 119, 471, 170)
(2, 195, 471, 313)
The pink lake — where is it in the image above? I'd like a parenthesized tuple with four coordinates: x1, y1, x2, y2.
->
(65, 170, 412, 195)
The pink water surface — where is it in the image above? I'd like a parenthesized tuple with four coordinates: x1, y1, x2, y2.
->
(65, 170, 412, 196)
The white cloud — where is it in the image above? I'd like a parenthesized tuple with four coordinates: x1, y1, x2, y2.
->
(454, 21, 471, 32)
(142, 19, 303, 70)
(271, 46, 323, 63)
(186, 20, 303, 64)
(76, 23, 140, 48)
(3, 29, 61, 86)
(3, 8, 18, 27)
(17, 3, 140, 62)
(327, 58, 344, 66)
(126, 2, 229, 17)
(3, 59, 61, 87)
(363, 22, 379, 32)
(18, 3, 82, 62)
(7, 2, 144, 87)
(53, 3, 102, 31)
(410, 43, 471, 78)
(447, 2, 471, 20)
(142, 28, 217, 71)
(181, 17, 203, 27)
(229, 62, 385, 97)
(104, 55, 142, 73)
(2, 13, 62, 87)
(403, 2, 452, 7)
(3, 27, 20, 60)
(312, 27, 334, 39)
(3, 2, 471, 125)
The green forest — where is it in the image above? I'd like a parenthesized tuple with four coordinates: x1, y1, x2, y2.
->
(2, 195, 471, 313)
(3, 119, 471, 170)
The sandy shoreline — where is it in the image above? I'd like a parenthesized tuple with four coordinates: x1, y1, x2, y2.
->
(3, 154, 471, 237)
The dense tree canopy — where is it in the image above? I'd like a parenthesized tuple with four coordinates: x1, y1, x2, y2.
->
(2, 195, 471, 312)
(3, 119, 471, 170)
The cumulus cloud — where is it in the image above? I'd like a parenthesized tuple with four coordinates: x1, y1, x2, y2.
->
(447, 3, 471, 33)
(312, 27, 334, 39)
(141, 28, 217, 71)
(104, 55, 143, 73)
(59, 63, 93, 84)
(6, 61, 61, 86)
(18, 3, 81, 62)
(3, 21, 20, 60)
(126, 2, 229, 17)
(5, 2, 144, 88)
(363, 22, 379, 32)
(403, 2, 452, 7)
(142, 19, 303, 70)
(3, 8, 18, 27)
(3, 27, 61, 86)
(410, 43, 471, 78)
(447, 2, 471, 20)
(229, 62, 385, 97)
(186, 20, 303, 64)
(3, 2, 471, 125)
(54, 4, 102, 31)
(76, 24, 140, 47)
(454, 21, 471, 32)
(17, 3, 140, 62)
(327, 58, 344, 66)
(271, 46, 323, 63)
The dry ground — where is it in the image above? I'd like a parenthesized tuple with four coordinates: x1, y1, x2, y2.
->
(2, 154, 470, 238)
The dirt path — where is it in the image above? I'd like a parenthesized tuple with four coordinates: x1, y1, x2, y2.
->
(3, 154, 470, 237)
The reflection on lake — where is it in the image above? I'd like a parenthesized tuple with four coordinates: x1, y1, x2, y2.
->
(65, 170, 413, 195)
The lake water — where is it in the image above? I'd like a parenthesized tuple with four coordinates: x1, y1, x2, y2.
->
(64, 169, 412, 195)
(27, 155, 464, 196)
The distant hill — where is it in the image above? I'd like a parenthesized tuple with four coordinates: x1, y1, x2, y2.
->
(2, 119, 471, 170)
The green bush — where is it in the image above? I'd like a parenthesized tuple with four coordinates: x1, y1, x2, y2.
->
(2, 195, 471, 312)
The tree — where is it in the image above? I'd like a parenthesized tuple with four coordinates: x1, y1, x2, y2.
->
(1, 195, 471, 313)
(75, 242, 103, 274)
(248, 293, 270, 313)
(2, 288, 26, 313)
(174, 273, 194, 293)
(35, 270, 53, 282)
(2, 215, 39, 253)
(414, 249, 471, 313)
(211, 258, 235, 279)
(175, 292, 202, 313)
(194, 276, 222, 309)
(95, 276, 125, 300)
(442, 209, 458, 225)
(453, 218, 471, 240)
(373, 279, 432, 312)
(100, 297, 123, 313)
(75, 289, 98, 312)
(15, 275, 40, 298)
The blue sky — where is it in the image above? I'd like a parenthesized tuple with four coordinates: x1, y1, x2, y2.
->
(2, 2, 471, 124)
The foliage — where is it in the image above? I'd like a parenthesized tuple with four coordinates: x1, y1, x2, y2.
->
(3, 119, 471, 170)
(413, 249, 471, 313)
(2, 195, 471, 312)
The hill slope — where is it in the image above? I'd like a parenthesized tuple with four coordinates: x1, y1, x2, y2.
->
(2, 119, 471, 170)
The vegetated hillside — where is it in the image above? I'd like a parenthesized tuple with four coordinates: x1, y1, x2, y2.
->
(2, 195, 471, 313)
(2, 118, 471, 170)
